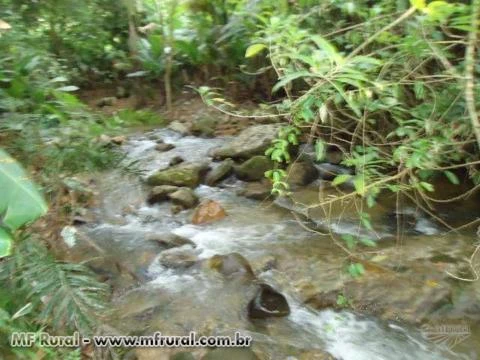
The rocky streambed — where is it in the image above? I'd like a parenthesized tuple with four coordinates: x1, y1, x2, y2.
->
(66, 122, 480, 360)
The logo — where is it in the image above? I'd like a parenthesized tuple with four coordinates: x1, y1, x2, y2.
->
(421, 320, 471, 349)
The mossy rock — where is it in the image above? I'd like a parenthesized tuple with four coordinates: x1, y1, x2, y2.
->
(146, 163, 208, 188)
(234, 156, 273, 182)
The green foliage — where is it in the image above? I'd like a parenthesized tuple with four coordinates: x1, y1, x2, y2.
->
(0, 238, 108, 357)
(0, 149, 48, 257)
(252, 0, 478, 209)
(348, 262, 365, 278)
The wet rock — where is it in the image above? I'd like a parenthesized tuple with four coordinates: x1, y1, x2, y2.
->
(111, 135, 127, 145)
(96, 96, 117, 107)
(248, 284, 290, 319)
(208, 253, 255, 279)
(171, 204, 184, 214)
(306, 271, 452, 324)
(237, 181, 271, 201)
(169, 187, 198, 209)
(146, 233, 195, 248)
(168, 120, 190, 135)
(286, 161, 318, 186)
(158, 247, 198, 269)
(316, 163, 353, 182)
(170, 352, 195, 360)
(147, 185, 179, 204)
(169, 156, 184, 166)
(155, 143, 175, 152)
(234, 156, 273, 182)
(299, 350, 337, 360)
(147, 162, 209, 188)
(298, 143, 343, 165)
(202, 348, 258, 360)
(205, 159, 234, 186)
(210, 124, 281, 159)
(250, 255, 277, 274)
(191, 117, 217, 138)
(192, 200, 227, 225)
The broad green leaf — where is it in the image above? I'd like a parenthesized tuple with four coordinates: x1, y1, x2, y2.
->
(360, 237, 376, 247)
(245, 44, 267, 58)
(419, 181, 434, 192)
(444, 170, 460, 185)
(410, 0, 426, 10)
(0, 149, 48, 231)
(0, 228, 13, 258)
(272, 71, 313, 93)
(353, 175, 366, 195)
(342, 234, 356, 249)
(332, 174, 352, 186)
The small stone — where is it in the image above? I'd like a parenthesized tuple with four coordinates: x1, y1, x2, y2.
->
(146, 233, 195, 248)
(169, 156, 184, 166)
(155, 143, 175, 152)
(248, 283, 290, 319)
(168, 187, 199, 209)
(192, 200, 227, 225)
(147, 185, 179, 204)
(111, 135, 127, 145)
(208, 253, 255, 279)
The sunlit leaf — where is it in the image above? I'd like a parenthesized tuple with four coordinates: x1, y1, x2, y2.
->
(410, 0, 426, 10)
(0, 228, 13, 258)
(0, 149, 48, 231)
(245, 44, 267, 58)
(332, 174, 352, 186)
(315, 140, 326, 161)
(442, 170, 459, 185)
(353, 175, 366, 195)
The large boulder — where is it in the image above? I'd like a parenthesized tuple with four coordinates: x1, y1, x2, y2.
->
(286, 161, 319, 186)
(146, 163, 208, 188)
(210, 124, 281, 159)
(169, 187, 199, 209)
(234, 156, 273, 182)
(192, 200, 227, 225)
(205, 159, 234, 186)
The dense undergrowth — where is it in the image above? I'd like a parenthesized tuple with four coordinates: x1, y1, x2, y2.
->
(1, 0, 480, 358)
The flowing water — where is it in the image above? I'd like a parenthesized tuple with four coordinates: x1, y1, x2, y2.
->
(70, 128, 479, 359)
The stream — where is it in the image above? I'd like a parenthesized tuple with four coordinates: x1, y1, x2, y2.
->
(69, 127, 480, 360)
